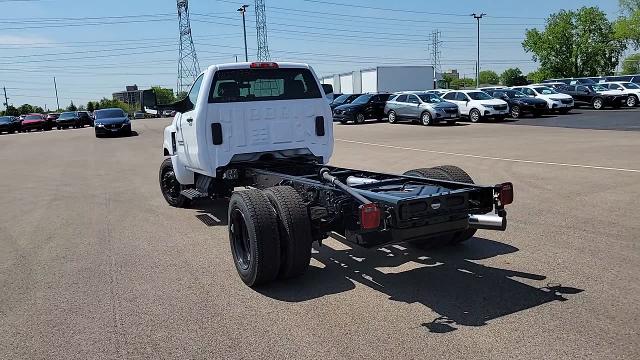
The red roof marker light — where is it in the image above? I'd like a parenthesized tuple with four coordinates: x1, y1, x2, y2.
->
(250, 62, 279, 69)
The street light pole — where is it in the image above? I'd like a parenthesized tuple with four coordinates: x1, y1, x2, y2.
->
(238, 5, 249, 62)
(471, 13, 486, 88)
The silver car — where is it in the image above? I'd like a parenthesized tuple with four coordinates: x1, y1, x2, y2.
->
(384, 92, 459, 126)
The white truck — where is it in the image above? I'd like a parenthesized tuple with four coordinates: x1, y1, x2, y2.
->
(160, 62, 514, 287)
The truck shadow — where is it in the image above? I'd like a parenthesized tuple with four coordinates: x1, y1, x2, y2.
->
(259, 236, 582, 332)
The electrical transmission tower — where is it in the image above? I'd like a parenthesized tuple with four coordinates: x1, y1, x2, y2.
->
(429, 30, 442, 76)
(177, 0, 200, 93)
(254, 0, 271, 61)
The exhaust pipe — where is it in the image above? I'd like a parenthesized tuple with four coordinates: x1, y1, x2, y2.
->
(346, 176, 379, 186)
(468, 214, 506, 231)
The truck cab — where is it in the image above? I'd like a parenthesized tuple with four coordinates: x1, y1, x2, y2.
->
(164, 62, 333, 184)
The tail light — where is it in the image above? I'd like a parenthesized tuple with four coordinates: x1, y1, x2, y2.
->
(250, 62, 279, 69)
(359, 203, 381, 230)
(497, 182, 514, 205)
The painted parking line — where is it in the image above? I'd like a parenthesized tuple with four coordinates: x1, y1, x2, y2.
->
(336, 139, 640, 173)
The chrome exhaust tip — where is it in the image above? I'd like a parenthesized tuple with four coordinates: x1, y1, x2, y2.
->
(468, 214, 507, 231)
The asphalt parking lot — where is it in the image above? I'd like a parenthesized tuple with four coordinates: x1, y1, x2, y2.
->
(507, 107, 640, 131)
(1, 117, 639, 359)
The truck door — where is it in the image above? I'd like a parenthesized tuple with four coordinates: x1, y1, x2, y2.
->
(177, 74, 204, 169)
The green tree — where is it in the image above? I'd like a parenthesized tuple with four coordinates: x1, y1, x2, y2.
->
(451, 77, 474, 90)
(3, 105, 19, 116)
(621, 53, 640, 74)
(500, 68, 529, 86)
(67, 101, 77, 111)
(523, 7, 626, 77)
(18, 104, 34, 115)
(440, 73, 455, 88)
(478, 70, 500, 85)
(615, 0, 640, 49)
(87, 101, 94, 112)
(33, 106, 44, 113)
(175, 91, 188, 100)
(152, 86, 176, 105)
(526, 69, 549, 84)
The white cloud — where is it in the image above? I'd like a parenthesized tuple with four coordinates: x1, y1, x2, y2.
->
(0, 34, 55, 47)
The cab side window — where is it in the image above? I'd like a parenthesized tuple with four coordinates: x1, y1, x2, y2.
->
(186, 74, 204, 111)
(407, 95, 420, 104)
(455, 92, 468, 101)
(396, 94, 408, 102)
(442, 92, 456, 100)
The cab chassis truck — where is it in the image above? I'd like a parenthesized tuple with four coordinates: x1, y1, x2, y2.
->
(159, 62, 514, 287)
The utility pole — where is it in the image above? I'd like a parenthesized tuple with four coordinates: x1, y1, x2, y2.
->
(177, 0, 201, 93)
(429, 29, 442, 87)
(471, 13, 486, 88)
(238, 4, 249, 62)
(53, 77, 60, 110)
(2, 87, 9, 111)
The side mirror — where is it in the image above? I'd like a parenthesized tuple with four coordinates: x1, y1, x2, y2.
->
(171, 97, 192, 113)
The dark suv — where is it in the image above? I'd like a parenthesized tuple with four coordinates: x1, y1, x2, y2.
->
(332, 93, 391, 124)
(77, 111, 93, 126)
(557, 84, 628, 109)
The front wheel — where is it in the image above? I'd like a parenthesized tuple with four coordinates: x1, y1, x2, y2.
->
(627, 95, 637, 107)
(592, 97, 604, 110)
(388, 110, 397, 124)
(159, 158, 191, 208)
(354, 113, 365, 124)
(469, 109, 481, 123)
(420, 111, 432, 126)
(510, 105, 521, 118)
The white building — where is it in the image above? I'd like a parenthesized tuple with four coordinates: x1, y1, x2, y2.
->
(320, 65, 435, 94)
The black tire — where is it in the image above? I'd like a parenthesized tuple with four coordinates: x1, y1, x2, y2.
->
(446, 120, 456, 125)
(592, 97, 604, 110)
(228, 190, 281, 286)
(340, 119, 348, 125)
(403, 167, 451, 181)
(420, 111, 432, 126)
(158, 158, 191, 208)
(57, 126, 61, 130)
(264, 186, 313, 279)
(388, 110, 398, 124)
(354, 112, 365, 124)
(432, 165, 477, 245)
(510, 105, 521, 118)
(469, 108, 481, 123)
(559, 108, 571, 114)
(532, 110, 544, 117)
(627, 95, 638, 107)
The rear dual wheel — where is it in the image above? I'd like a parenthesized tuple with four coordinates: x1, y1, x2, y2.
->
(229, 186, 312, 287)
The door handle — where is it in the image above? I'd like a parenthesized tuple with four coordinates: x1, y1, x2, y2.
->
(186, 117, 193, 125)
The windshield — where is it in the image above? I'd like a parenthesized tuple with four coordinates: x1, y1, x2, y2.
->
(59, 112, 76, 119)
(351, 94, 372, 104)
(24, 115, 41, 120)
(417, 93, 443, 103)
(96, 109, 125, 119)
(467, 91, 493, 100)
(533, 87, 558, 95)
(0, 116, 12, 123)
(622, 82, 640, 89)
(332, 94, 349, 104)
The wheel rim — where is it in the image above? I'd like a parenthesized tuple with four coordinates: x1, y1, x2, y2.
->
(421, 112, 431, 125)
(230, 208, 251, 270)
(388, 111, 396, 123)
(628, 96, 636, 107)
(160, 169, 180, 202)
(511, 106, 520, 118)
(594, 99, 603, 109)
(356, 113, 365, 123)
(470, 110, 479, 122)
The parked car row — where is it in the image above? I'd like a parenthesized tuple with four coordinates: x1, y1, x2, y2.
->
(541, 74, 640, 86)
(0, 109, 133, 138)
(330, 80, 639, 125)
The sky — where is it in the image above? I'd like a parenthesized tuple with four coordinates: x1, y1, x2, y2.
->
(0, 0, 623, 110)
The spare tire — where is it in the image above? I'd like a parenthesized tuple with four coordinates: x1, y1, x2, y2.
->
(264, 186, 313, 279)
(431, 165, 477, 244)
